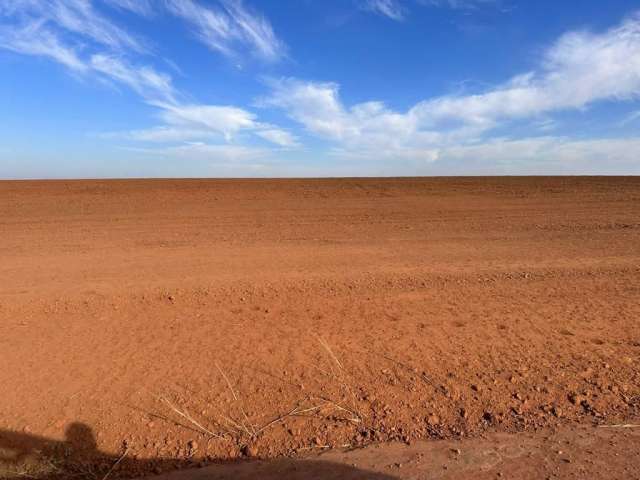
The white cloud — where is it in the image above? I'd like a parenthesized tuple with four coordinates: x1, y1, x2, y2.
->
(109, 101, 298, 148)
(102, 0, 153, 17)
(90, 54, 177, 103)
(0, 19, 87, 71)
(262, 12, 640, 162)
(619, 109, 640, 126)
(413, 13, 640, 126)
(429, 136, 640, 174)
(326, 135, 640, 175)
(262, 77, 466, 160)
(0, 0, 173, 101)
(254, 128, 300, 147)
(418, 0, 500, 10)
(166, 0, 285, 61)
(0, 18, 174, 103)
(361, 0, 500, 19)
(361, 0, 406, 20)
(154, 103, 258, 140)
(0, 0, 295, 164)
(0, 0, 145, 52)
(0, 25, 176, 102)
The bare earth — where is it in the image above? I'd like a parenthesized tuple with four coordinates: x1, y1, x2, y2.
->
(1, 177, 639, 479)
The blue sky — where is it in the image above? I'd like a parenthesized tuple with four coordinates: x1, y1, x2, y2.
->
(1, 0, 640, 178)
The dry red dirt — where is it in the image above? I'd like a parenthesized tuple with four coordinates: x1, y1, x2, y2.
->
(1, 177, 639, 479)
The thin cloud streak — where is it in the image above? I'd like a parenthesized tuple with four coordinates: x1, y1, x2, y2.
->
(361, 0, 406, 20)
(0, 19, 87, 71)
(111, 101, 299, 147)
(166, 0, 285, 61)
(102, 0, 153, 17)
(0, 0, 145, 52)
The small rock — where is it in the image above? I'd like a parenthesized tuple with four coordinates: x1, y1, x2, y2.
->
(241, 445, 258, 457)
(483, 411, 494, 423)
(568, 393, 586, 406)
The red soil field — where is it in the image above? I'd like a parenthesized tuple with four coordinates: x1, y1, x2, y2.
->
(1, 177, 639, 479)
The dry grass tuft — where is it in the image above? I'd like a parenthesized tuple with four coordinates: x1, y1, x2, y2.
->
(157, 394, 222, 439)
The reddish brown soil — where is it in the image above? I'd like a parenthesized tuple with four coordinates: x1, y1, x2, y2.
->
(153, 423, 640, 480)
(1, 177, 639, 479)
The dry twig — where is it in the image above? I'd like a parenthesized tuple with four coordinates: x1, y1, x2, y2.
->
(102, 447, 128, 480)
(158, 394, 222, 438)
(215, 363, 257, 436)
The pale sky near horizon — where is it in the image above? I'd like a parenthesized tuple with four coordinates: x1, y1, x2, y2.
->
(1, 0, 640, 178)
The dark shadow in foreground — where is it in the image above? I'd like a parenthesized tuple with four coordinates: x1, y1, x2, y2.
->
(0, 423, 398, 480)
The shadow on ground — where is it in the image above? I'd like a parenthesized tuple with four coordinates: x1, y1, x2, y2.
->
(0, 423, 397, 480)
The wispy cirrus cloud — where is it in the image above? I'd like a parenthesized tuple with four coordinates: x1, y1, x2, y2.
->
(155, 103, 258, 140)
(262, 12, 640, 162)
(102, 0, 153, 17)
(166, 0, 285, 62)
(0, 15, 173, 101)
(254, 128, 299, 148)
(0, 19, 87, 71)
(110, 101, 299, 147)
(0, 0, 163, 92)
(0, 0, 145, 52)
(0, 0, 294, 152)
(361, 0, 501, 20)
(418, 0, 501, 10)
(360, 0, 406, 21)
(619, 109, 640, 126)
(90, 54, 177, 103)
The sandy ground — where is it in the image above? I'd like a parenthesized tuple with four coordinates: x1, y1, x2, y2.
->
(152, 424, 640, 480)
(1, 177, 639, 479)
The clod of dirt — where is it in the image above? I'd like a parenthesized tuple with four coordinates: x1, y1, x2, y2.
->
(241, 445, 258, 458)
(427, 414, 440, 426)
(569, 393, 587, 406)
(187, 440, 198, 453)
